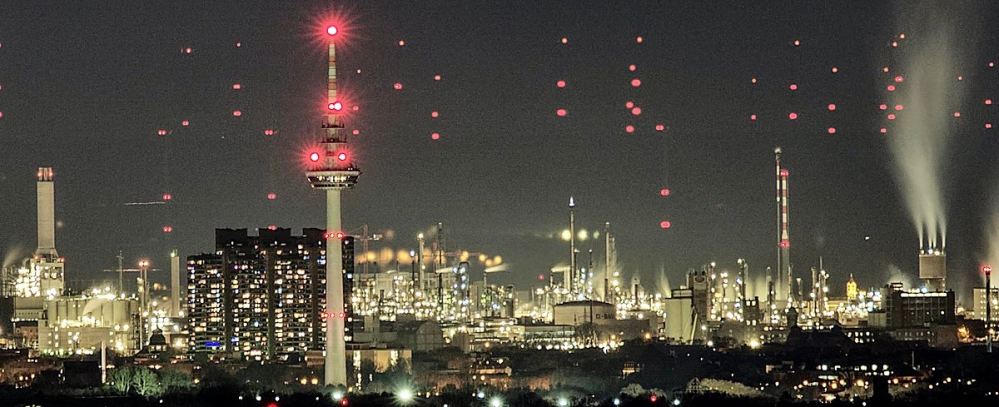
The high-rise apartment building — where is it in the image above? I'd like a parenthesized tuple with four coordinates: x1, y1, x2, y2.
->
(187, 228, 354, 361)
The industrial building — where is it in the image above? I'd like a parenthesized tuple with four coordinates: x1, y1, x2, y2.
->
(186, 228, 355, 361)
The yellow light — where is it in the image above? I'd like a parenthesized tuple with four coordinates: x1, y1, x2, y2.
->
(560, 230, 571, 241)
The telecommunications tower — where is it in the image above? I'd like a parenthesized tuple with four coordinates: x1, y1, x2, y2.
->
(305, 23, 360, 387)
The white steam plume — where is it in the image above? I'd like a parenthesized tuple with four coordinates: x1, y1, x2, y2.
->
(887, 0, 971, 250)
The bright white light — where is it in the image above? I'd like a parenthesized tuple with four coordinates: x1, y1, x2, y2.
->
(490, 397, 502, 407)
(613, 398, 621, 406)
(673, 399, 681, 406)
(398, 388, 413, 403)
(558, 398, 569, 406)
(332, 391, 344, 400)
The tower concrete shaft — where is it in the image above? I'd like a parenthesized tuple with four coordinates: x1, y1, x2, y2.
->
(36, 167, 57, 258)
(305, 30, 360, 387)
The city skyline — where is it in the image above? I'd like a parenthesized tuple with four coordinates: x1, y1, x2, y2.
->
(3, 1, 999, 302)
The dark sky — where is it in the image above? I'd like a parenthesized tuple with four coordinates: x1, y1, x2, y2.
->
(1, 1, 997, 302)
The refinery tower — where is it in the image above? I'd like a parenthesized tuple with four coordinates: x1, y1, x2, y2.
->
(305, 24, 360, 387)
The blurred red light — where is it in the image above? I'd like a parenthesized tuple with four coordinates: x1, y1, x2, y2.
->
(268, 225, 276, 230)
(431, 111, 439, 118)
(636, 36, 643, 44)
(828, 127, 836, 134)
(309, 152, 321, 162)
(560, 37, 568, 44)
(958, 76, 964, 81)
(335, 232, 345, 239)
(987, 99, 993, 105)
(327, 26, 338, 36)
(625, 101, 634, 109)
(398, 40, 405, 46)
(988, 123, 994, 129)
(655, 124, 666, 131)
(983, 266, 992, 274)
(954, 112, 961, 118)
(650, 395, 658, 403)
(789, 83, 797, 91)
(789, 112, 798, 120)
(631, 78, 641, 87)
(264, 129, 275, 136)
(751, 77, 757, 84)
(660, 221, 671, 229)
(660, 189, 670, 196)
(163, 194, 172, 201)
(793, 39, 800, 46)
(631, 107, 642, 116)
(267, 193, 276, 200)
(625, 125, 635, 133)
(831, 67, 838, 73)
(157, 129, 167, 136)
(887, 85, 895, 92)
(556, 109, 567, 117)
(828, 104, 836, 111)
(233, 110, 242, 117)
(780, 169, 789, 177)
(750, 114, 757, 121)
(163, 226, 173, 233)
(233, 83, 241, 90)
(337, 152, 347, 161)
(431, 133, 440, 140)
(888, 114, 896, 120)
(779, 240, 790, 248)
(895, 104, 903, 111)
(629, 64, 636, 71)
(328, 102, 343, 111)
(879, 104, 887, 110)
(556, 80, 566, 88)
(393, 83, 403, 90)
(880, 128, 887, 134)
(341, 399, 349, 406)
(895, 75, 904, 83)
(539, 274, 545, 281)
(434, 74, 441, 81)
(352, 129, 360, 135)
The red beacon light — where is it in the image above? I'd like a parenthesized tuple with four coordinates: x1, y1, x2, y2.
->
(309, 152, 321, 162)
(327, 25, 338, 36)
(337, 152, 347, 161)
(984, 266, 993, 275)
(328, 101, 343, 111)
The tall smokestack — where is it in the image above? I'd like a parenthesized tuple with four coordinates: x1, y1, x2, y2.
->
(171, 249, 181, 317)
(780, 167, 791, 304)
(36, 167, 57, 258)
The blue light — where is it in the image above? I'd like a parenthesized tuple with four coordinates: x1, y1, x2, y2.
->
(206, 341, 221, 348)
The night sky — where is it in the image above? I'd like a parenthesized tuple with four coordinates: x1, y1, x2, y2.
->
(1, 1, 998, 302)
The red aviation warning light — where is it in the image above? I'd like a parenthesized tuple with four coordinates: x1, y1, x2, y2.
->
(780, 240, 790, 248)
(984, 266, 993, 275)
(328, 101, 343, 111)
(327, 25, 338, 36)
(324, 231, 346, 240)
(309, 152, 321, 162)
(337, 152, 348, 161)
(780, 169, 789, 177)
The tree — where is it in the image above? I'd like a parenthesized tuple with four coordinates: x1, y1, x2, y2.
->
(158, 368, 193, 393)
(132, 367, 163, 397)
(108, 365, 133, 394)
